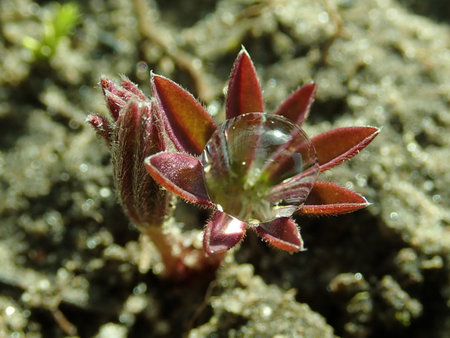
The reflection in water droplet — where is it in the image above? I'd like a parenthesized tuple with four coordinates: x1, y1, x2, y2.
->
(201, 113, 319, 224)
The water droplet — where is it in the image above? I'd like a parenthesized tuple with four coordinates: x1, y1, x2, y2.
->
(201, 113, 319, 223)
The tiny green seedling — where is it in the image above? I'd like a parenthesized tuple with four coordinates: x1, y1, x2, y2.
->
(23, 2, 80, 60)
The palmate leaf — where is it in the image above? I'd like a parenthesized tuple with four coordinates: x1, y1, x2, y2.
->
(141, 49, 380, 256)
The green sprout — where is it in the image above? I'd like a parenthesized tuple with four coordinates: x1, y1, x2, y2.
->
(23, 2, 80, 60)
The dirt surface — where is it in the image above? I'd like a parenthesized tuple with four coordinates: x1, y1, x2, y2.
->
(0, 0, 449, 337)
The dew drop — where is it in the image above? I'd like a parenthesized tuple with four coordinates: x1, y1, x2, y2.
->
(201, 113, 319, 224)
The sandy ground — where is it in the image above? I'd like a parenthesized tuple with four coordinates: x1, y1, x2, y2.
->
(0, 0, 449, 337)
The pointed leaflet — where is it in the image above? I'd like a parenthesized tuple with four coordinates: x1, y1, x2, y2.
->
(152, 74, 216, 155)
(274, 83, 317, 126)
(299, 181, 369, 215)
(112, 100, 142, 223)
(203, 211, 246, 255)
(224, 113, 264, 176)
(132, 103, 169, 227)
(311, 127, 380, 172)
(103, 92, 124, 121)
(86, 113, 112, 145)
(259, 124, 319, 204)
(101, 77, 133, 120)
(144, 152, 213, 206)
(255, 217, 303, 252)
(121, 78, 147, 101)
(258, 124, 318, 185)
(226, 48, 264, 119)
(101, 77, 147, 121)
(267, 167, 318, 208)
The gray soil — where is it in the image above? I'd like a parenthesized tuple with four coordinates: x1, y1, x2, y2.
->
(0, 0, 449, 337)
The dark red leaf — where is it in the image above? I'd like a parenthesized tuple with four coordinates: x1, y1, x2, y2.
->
(311, 127, 380, 172)
(226, 48, 264, 119)
(121, 78, 147, 100)
(100, 77, 116, 95)
(103, 91, 125, 120)
(152, 74, 216, 155)
(101, 77, 133, 99)
(144, 152, 213, 206)
(203, 211, 246, 255)
(261, 127, 319, 186)
(274, 83, 317, 126)
(113, 100, 142, 222)
(299, 180, 369, 215)
(255, 217, 303, 252)
(101, 77, 146, 121)
(86, 113, 112, 145)
(132, 104, 169, 226)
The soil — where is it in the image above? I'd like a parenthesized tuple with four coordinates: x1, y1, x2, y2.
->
(0, 0, 449, 337)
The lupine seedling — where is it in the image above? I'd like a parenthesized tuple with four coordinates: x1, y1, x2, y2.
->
(145, 48, 379, 255)
(88, 48, 379, 278)
(87, 78, 222, 279)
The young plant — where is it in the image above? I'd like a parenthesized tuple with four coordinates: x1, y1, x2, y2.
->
(145, 48, 379, 255)
(23, 2, 80, 61)
(87, 78, 222, 279)
(88, 48, 379, 278)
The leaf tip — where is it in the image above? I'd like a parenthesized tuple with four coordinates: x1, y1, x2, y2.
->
(255, 218, 304, 252)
